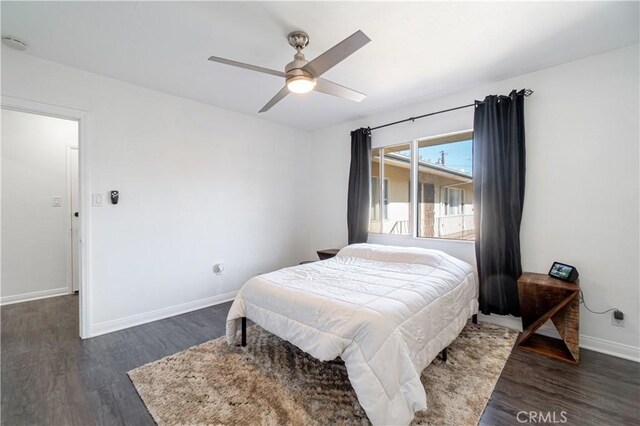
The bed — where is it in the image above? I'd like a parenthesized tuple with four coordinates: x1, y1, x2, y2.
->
(226, 243, 478, 425)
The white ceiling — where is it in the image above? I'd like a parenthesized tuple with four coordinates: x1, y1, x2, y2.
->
(2, 1, 638, 130)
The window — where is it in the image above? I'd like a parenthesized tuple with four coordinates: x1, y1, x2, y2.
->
(369, 150, 381, 233)
(443, 187, 463, 216)
(371, 177, 379, 221)
(370, 130, 474, 240)
(370, 176, 389, 221)
(370, 143, 412, 235)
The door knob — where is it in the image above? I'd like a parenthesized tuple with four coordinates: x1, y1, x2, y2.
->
(74, 212, 79, 217)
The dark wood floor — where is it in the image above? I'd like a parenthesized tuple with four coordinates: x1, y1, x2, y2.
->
(2, 295, 638, 425)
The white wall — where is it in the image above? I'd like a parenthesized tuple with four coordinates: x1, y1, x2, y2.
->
(307, 44, 640, 360)
(1, 48, 311, 334)
(1, 110, 78, 303)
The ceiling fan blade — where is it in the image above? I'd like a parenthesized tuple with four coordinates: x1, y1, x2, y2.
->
(259, 86, 290, 113)
(208, 56, 286, 78)
(315, 78, 366, 102)
(303, 30, 371, 78)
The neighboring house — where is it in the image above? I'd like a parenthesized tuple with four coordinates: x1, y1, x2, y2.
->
(370, 152, 474, 240)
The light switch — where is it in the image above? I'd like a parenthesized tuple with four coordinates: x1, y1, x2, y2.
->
(92, 193, 103, 207)
(52, 196, 62, 207)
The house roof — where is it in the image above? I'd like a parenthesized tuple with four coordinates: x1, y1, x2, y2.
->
(383, 152, 472, 181)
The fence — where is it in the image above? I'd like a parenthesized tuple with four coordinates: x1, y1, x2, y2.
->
(390, 214, 474, 240)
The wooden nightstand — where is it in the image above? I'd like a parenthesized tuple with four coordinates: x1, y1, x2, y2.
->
(316, 248, 340, 260)
(516, 272, 580, 364)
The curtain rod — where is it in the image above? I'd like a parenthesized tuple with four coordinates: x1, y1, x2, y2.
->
(368, 89, 534, 132)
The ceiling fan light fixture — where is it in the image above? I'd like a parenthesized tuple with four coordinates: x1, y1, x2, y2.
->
(287, 75, 316, 94)
(208, 29, 370, 112)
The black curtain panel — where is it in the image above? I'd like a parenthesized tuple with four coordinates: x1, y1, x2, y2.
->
(473, 89, 526, 316)
(347, 128, 372, 244)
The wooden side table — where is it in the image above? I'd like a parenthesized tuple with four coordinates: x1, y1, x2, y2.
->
(317, 248, 340, 260)
(516, 272, 580, 364)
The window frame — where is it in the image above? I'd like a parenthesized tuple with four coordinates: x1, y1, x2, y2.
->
(369, 129, 474, 242)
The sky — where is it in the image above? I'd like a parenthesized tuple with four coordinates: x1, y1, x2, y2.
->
(418, 139, 473, 175)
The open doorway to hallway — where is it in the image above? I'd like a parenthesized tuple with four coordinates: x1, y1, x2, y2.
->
(1, 108, 80, 313)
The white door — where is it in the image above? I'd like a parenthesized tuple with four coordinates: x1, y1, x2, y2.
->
(69, 146, 80, 292)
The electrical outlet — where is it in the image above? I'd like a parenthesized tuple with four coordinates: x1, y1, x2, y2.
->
(612, 310, 625, 327)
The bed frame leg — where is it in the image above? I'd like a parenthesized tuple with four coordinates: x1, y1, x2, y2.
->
(241, 317, 247, 347)
(472, 314, 478, 324)
(441, 347, 448, 363)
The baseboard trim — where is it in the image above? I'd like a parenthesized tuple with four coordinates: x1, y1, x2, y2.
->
(479, 313, 639, 362)
(579, 334, 640, 363)
(90, 291, 238, 338)
(0, 287, 70, 306)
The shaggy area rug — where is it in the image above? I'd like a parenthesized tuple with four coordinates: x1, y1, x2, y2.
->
(129, 323, 517, 425)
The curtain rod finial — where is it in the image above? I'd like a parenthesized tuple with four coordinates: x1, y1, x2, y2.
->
(524, 89, 534, 97)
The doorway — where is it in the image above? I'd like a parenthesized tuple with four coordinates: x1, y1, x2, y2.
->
(1, 108, 80, 323)
(1, 96, 92, 338)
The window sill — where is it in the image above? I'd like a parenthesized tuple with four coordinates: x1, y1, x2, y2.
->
(368, 233, 475, 244)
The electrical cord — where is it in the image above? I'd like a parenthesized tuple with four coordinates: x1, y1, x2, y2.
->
(579, 290, 618, 315)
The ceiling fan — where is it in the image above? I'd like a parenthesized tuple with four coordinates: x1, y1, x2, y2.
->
(208, 30, 371, 113)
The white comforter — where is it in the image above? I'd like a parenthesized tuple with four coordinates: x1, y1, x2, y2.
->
(226, 243, 478, 425)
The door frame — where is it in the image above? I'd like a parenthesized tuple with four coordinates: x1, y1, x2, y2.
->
(2, 96, 93, 339)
